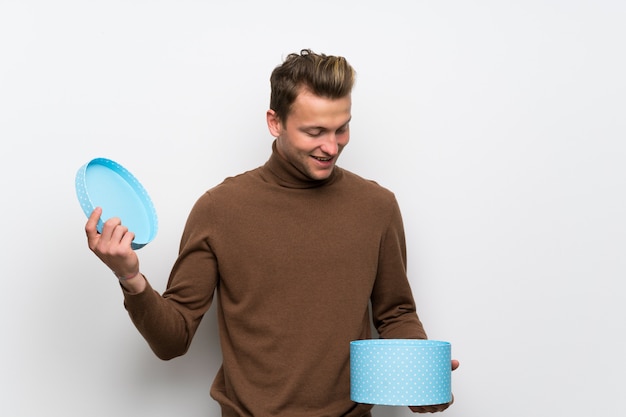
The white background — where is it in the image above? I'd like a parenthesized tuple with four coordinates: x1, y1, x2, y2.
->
(2, 1, 624, 416)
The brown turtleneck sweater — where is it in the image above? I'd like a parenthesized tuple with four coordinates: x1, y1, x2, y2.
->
(123, 141, 427, 416)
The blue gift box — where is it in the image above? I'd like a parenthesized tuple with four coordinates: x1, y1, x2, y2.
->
(350, 339, 452, 406)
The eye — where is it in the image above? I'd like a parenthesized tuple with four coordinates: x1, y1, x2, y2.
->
(306, 129, 323, 137)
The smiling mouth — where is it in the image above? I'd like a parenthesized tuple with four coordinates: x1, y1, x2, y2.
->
(312, 156, 333, 162)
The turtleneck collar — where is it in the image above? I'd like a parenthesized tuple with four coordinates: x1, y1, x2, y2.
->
(261, 140, 341, 189)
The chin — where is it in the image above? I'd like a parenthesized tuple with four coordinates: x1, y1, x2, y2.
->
(311, 169, 334, 181)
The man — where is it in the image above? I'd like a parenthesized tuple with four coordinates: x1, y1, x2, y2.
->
(86, 49, 458, 416)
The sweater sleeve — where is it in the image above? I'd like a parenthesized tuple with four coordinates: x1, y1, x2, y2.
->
(123, 194, 219, 360)
(370, 196, 428, 340)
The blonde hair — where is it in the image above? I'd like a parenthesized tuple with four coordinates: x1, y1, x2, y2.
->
(269, 49, 356, 122)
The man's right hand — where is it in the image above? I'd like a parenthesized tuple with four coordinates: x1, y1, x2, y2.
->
(85, 207, 146, 293)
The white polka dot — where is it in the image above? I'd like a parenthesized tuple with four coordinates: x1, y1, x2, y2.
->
(350, 339, 452, 406)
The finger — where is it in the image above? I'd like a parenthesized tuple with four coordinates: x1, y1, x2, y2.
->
(408, 404, 441, 413)
(451, 359, 460, 371)
(111, 225, 135, 252)
(109, 221, 129, 245)
(100, 217, 122, 242)
(408, 394, 454, 413)
(85, 207, 103, 247)
(120, 229, 136, 248)
(86, 207, 102, 234)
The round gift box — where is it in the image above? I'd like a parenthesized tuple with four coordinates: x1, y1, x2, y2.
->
(350, 339, 451, 406)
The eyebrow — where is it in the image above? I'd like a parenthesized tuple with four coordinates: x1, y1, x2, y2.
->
(299, 117, 352, 132)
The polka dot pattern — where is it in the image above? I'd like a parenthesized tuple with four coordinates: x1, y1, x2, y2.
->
(75, 157, 158, 250)
(350, 339, 451, 406)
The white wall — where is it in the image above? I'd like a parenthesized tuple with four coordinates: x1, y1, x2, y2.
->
(2, 1, 624, 416)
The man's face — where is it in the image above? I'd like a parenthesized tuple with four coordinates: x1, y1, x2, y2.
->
(267, 89, 351, 181)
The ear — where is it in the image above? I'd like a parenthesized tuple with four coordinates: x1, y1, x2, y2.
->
(266, 109, 282, 138)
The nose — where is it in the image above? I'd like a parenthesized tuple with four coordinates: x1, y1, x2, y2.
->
(320, 133, 339, 156)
